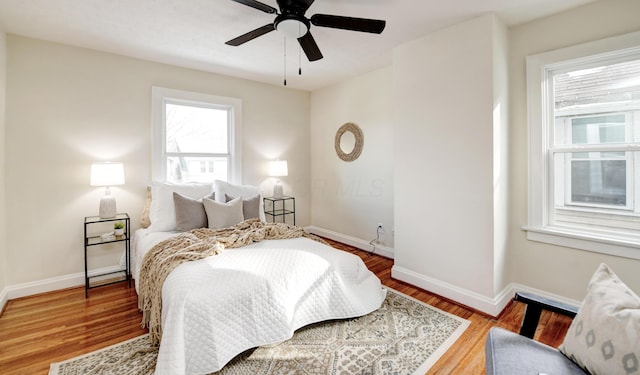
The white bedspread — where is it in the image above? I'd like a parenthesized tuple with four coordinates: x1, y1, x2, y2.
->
(153, 236, 386, 375)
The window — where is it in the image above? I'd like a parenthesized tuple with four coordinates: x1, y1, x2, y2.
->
(555, 113, 634, 209)
(526, 31, 640, 259)
(152, 87, 242, 184)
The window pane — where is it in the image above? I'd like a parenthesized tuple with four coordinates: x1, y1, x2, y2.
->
(571, 158, 626, 206)
(570, 115, 626, 145)
(166, 156, 228, 183)
(166, 103, 228, 153)
(553, 58, 640, 146)
(554, 60, 640, 112)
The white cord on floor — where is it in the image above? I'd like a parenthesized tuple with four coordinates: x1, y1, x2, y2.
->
(368, 226, 383, 255)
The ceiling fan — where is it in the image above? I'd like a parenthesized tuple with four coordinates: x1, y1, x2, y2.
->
(225, 0, 386, 62)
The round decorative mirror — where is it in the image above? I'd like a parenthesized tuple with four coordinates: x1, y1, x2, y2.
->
(339, 130, 356, 154)
(335, 122, 364, 162)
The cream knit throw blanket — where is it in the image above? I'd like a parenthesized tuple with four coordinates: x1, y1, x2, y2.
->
(138, 218, 328, 346)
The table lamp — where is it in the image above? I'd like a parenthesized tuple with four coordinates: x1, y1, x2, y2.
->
(90, 161, 125, 218)
(268, 160, 288, 198)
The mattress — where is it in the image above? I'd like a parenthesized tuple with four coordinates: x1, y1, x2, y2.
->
(132, 228, 177, 293)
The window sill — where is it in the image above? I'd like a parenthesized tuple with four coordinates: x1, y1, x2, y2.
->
(523, 225, 640, 260)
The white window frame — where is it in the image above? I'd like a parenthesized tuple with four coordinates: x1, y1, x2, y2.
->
(525, 30, 640, 260)
(151, 86, 242, 184)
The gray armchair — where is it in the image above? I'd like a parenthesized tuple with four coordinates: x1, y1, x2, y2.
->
(485, 292, 583, 375)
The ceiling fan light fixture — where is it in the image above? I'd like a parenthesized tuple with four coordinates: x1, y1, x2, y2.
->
(276, 18, 308, 38)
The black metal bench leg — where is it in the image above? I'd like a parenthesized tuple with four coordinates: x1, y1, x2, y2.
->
(519, 304, 542, 339)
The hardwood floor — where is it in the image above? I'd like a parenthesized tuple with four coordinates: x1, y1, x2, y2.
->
(0, 239, 573, 374)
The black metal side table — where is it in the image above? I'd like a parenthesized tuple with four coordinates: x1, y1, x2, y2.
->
(263, 196, 295, 225)
(84, 213, 130, 297)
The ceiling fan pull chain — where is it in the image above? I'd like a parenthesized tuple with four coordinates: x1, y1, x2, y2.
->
(283, 36, 287, 86)
(298, 44, 302, 75)
(298, 23, 302, 75)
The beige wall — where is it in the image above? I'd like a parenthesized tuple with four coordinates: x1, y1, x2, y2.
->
(392, 14, 510, 314)
(392, 0, 640, 314)
(5, 35, 310, 286)
(309, 67, 394, 250)
(320, 0, 640, 311)
(492, 16, 510, 298)
(0, 27, 7, 297)
(3, 0, 640, 313)
(509, 0, 640, 299)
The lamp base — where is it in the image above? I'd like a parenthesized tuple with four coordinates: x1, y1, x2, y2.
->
(273, 182, 284, 198)
(99, 195, 117, 218)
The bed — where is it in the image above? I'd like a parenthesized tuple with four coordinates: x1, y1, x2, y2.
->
(131, 181, 386, 375)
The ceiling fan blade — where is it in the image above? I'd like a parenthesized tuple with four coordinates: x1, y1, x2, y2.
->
(299, 0, 315, 11)
(275, 0, 315, 13)
(225, 24, 276, 46)
(298, 32, 323, 61)
(230, 0, 277, 14)
(310, 14, 386, 34)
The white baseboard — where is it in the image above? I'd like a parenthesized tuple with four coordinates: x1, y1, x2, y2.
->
(0, 286, 8, 313)
(2, 251, 582, 321)
(391, 265, 581, 317)
(508, 282, 582, 308)
(1, 265, 125, 307)
(392, 265, 509, 316)
(305, 226, 394, 259)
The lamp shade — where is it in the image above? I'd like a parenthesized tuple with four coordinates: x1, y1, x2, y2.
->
(268, 160, 288, 177)
(90, 162, 125, 186)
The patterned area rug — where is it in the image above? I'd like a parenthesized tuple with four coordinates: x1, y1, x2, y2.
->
(49, 288, 469, 375)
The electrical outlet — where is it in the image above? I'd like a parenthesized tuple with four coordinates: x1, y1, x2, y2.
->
(377, 223, 384, 234)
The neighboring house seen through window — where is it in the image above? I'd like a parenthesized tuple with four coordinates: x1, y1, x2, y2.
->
(526, 31, 640, 259)
(151, 87, 242, 184)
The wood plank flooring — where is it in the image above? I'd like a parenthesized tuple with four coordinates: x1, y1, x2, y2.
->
(0, 239, 573, 374)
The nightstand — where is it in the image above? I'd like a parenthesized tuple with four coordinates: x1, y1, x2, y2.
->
(84, 213, 130, 297)
(263, 196, 295, 225)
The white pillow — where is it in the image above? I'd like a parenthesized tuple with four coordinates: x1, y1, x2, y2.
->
(225, 193, 260, 220)
(148, 182, 214, 232)
(203, 197, 244, 229)
(559, 263, 640, 375)
(214, 180, 265, 221)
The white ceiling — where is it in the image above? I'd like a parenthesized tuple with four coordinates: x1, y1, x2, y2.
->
(0, 0, 595, 91)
